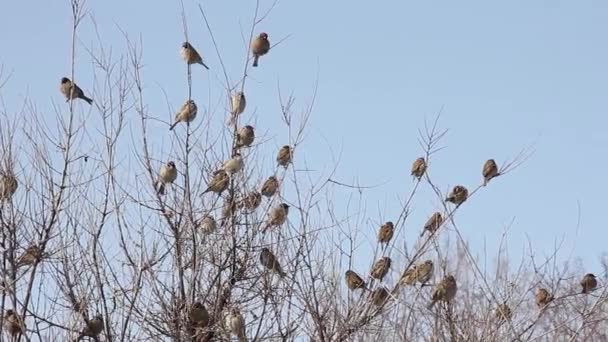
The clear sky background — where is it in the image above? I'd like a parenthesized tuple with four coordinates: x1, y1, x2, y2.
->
(1, 1, 607, 274)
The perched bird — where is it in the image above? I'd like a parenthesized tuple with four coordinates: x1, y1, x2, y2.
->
(445, 185, 468, 206)
(265, 203, 289, 229)
(535, 288, 553, 309)
(377, 221, 394, 246)
(17, 245, 42, 268)
(260, 247, 286, 277)
(277, 145, 292, 167)
(225, 308, 247, 342)
(240, 191, 262, 212)
(345, 270, 366, 290)
(260, 176, 279, 197)
(428, 275, 457, 309)
(399, 265, 418, 286)
(236, 125, 255, 148)
(156, 161, 178, 195)
(203, 170, 229, 195)
(169, 100, 198, 130)
(0, 172, 18, 200)
(189, 302, 210, 327)
(223, 153, 244, 174)
(198, 215, 217, 234)
(421, 212, 444, 237)
(228, 92, 246, 125)
(581, 273, 598, 294)
(181, 42, 209, 69)
(415, 260, 434, 285)
(251, 32, 270, 67)
(221, 199, 238, 223)
(482, 159, 499, 186)
(60, 77, 93, 105)
(371, 287, 390, 307)
(411, 157, 427, 180)
(370, 257, 391, 280)
(495, 303, 512, 321)
(78, 315, 103, 340)
(3, 309, 24, 337)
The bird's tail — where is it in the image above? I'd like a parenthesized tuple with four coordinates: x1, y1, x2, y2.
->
(169, 121, 179, 131)
(157, 182, 165, 195)
(83, 96, 93, 105)
(427, 300, 437, 310)
(252, 56, 259, 67)
(420, 230, 426, 237)
(200, 61, 210, 70)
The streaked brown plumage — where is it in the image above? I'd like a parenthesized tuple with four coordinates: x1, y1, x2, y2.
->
(411, 157, 427, 180)
(581, 273, 597, 294)
(535, 288, 553, 309)
(240, 191, 262, 212)
(181, 42, 209, 69)
(415, 260, 434, 285)
(428, 275, 457, 309)
(277, 145, 292, 167)
(370, 257, 391, 280)
(225, 308, 247, 342)
(495, 303, 512, 321)
(251, 32, 270, 67)
(371, 287, 390, 307)
(3, 309, 23, 337)
(377, 221, 394, 246)
(399, 265, 418, 286)
(260, 176, 279, 197)
(345, 270, 366, 290)
(156, 161, 178, 195)
(79, 315, 103, 339)
(17, 245, 42, 267)
(236, 125, 255, 148)
(0, 172, 18, 200)
(169, 100, 198, 130)
(189, 302, 210, 327)
(445, 185, 468, 206)
(421, 212, 444, 237)
(223, 153, 244, 174)
(266, 203, 289, 229)
(260, 247, 286, 277)
(203, 170, 229, 195)
(198, 215, 217, 234)
(60, 77, 93, 104)
(482, 159, 499, 186)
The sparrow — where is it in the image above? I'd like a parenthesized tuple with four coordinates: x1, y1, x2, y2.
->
(421, 212, 444, 237)
(169, 100, 198, 130)
(377, 221, 394, 246)
(371, 287, 390, 307)
(415, 260, 434, 285)
(445, 185, 468, 206)
(223, 153, 244, 174)
(345, 270, 366, 290)
(370, 257, 391, 280)
(251, 32, 270, 67)
(181, 42, 209, 69)
(236, 125, 255, 148)
(17, 245, 42, 268)
(240, 191, 262, 212)
(78, 315, 103, 340)
(581, 273, 597, 294)
(495, 303, 512, 321)
(265, 203, 289, 229)
(428, 275, 457, 309)
(0, 172, 18, 200)
(189, 302, 210, 327)
(411, 157, 427, 180)
(260, 247, 286, 277)
(221, 198, 238, 223)
(482, 159, 499, 186)
(399, 265, 418, 286)
(277, 145, 292, 167)
(3, 309, 24, 337)
(203, 170, 229, 195)
(535, 288, 553, 309)
(228, 92, 246, 126)
(225, 308, 247, 342)
(260, 176, 279, 197)
(60, 77, 93, 104)
(198, 215, 217, 234)
(156, 161, 178, 195)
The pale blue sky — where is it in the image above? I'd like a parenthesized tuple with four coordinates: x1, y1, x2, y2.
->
(1, 1, 607, 273)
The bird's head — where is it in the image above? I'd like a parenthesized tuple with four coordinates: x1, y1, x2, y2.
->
(182, 42, 191, 49)
(259, 32, 268, 40)
(280, 203, 290, 211)
(167, 161, 176, 168)
(385, 221, 394, 228)
(61, 77, 70, 84)
(244, 125, 254, 131)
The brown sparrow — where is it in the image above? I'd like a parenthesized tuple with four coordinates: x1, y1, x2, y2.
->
(345, 270, 366, 290)
(228, 92, 246, 126)
(236, 125, 255, 148)
(266, 203, 289, 229)
(3, 309, 24, 337)
(198, 215, 217, 234)
(411, 157, 427, 180)
(277, 145, 292, 167)
(482, 159, 499, 186)
(223, 153, 244, 174)
(169, 100, 198, 130)
(535, 288, 553, 309)
(260, 176, 279, 197)
(581, 273, 598, 294)
(181, 42, 209, 69)
(60, 77, 93, 104)
(0, 171, 18, 200)
(399, 265, 418, 286)
(156, 161, 178, 195)
(428, 275, 457, 309)
(78, 315, 103, 339)
(260, 247, 286, 277)
(240, 191, 262, 212)
(377, 221, 394, 246)
(225, 308, 247, 342)
(203, 170, 229, 195)
(251, 32, 270, 67)
(421, 212, 444, 237)
(189, 302, 210, 327)
(17, 245, 42, 268)
(415, 260, 434, 285)
(445, 185, 468, 206)
(370, 257, 391, 280)
(371, 287, 390, 307)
